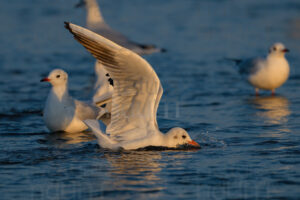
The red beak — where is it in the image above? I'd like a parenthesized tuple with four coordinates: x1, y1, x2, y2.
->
(40, 78, 50, 82)
(188, 140, 200, 147)
(282, 49, 289, 53)
(41, 78, 50, 82)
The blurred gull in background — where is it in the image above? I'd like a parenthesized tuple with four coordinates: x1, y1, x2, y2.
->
(75, 0, 164, 54)
(229, 43, 290, 96)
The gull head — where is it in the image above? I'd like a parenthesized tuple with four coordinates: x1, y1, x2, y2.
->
(268, 43, 289, 57)
(40, 69, 68, 87)
(165, 127, 200, 148)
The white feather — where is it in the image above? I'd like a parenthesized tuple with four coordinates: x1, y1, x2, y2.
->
(42, 69, 106, 133)
(66, 22, 200, 150)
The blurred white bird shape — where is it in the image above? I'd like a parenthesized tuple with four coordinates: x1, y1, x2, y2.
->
(230, 43, 290, 95)
(41, 69, 106, 133)
(65, 22, 200, 150)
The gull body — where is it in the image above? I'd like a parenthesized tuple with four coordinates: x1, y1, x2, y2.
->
(65, 22, 200, 150)
(232, 43, 290, 95)
(85, 120, 199, 150)
(41, 69, 105, 133)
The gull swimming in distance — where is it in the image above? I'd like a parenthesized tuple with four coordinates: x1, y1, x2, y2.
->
(41, 69, 106, 133)
(64, 22, 200, 150)
(230, 43, 290, 95)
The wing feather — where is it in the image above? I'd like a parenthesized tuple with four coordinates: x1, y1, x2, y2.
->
(65, 22, 162, 140)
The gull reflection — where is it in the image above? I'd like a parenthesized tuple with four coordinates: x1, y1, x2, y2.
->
(44, 131, 95, 147)
(288, 19, 300, 39)
(249, 96, 291, 125)
(104, 151, 165, 192)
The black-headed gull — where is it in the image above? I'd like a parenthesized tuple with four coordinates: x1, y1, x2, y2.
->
(64, 22, 200, 150)
(230, 43, 290, 95)
(41, 69, 106, 133)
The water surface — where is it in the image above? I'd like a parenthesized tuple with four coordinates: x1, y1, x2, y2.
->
(0, 0, 300, 199)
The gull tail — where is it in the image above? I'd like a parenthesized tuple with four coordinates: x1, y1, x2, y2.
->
(137, 43, 167, 54)
(224, 58, 243, 65)
(84, 119, 116, 149)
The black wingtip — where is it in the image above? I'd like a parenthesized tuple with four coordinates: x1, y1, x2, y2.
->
(224, 58, 242, 65)
(138, 44, 156, 50)
(64, 21, 71, 31)
(160, 48, 167, 53)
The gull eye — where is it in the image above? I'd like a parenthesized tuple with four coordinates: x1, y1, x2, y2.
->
(273, 47, 276, 51)
(56, 75, 60, 78)
(182, 135, 186, 139)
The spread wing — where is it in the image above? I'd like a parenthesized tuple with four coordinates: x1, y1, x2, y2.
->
(65, 22, 162, 141)
(154, 84, 163, 129)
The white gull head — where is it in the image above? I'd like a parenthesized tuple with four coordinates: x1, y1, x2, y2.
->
(41, 69, 68, 87)
(268, 43, 289, 58)
(164, 127, 198, 148)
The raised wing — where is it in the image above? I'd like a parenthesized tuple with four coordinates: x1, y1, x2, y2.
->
(153, 84, 163, 129)
(65, 22, 161, 140)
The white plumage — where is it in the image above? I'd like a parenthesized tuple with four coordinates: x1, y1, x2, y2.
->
(232, 43, 290, 95)
(92, 61, 113, 106)
(41, 69, 106, 133)
(65, 22, 200, 150)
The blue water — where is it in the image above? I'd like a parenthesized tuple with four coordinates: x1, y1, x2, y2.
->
(1, 0, 300, 199)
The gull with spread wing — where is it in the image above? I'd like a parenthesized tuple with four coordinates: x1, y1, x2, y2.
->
(64, 22, 200, 150)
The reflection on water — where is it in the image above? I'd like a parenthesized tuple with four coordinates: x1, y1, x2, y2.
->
(249, 96, 291, 125)
(44, 131, 95, 147)
(289, 19, 300, 39)
(104, 151, 165, 192)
